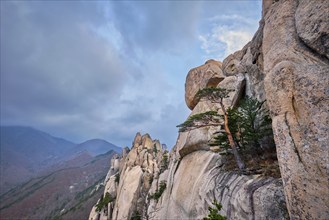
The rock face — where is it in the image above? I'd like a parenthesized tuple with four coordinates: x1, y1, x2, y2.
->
(148, 150, 288, 220)
(89, 133, 168, 220)
(262, 1, 329, 219)
(145, 67, 287, 219)
(89, 62, 288, 220)
(295, 0, 329, 59)
(220, 1, 329, 218)
(185, 59, 224, 110)
(89, 0, 328, 219)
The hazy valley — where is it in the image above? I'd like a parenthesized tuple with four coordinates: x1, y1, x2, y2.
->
(0, 126, 120, 219)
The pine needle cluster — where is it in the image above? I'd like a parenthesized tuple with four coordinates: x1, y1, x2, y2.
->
(176, 111, 221, 132)
(203, 200, 227, 220)
(211, 97, 273, 156)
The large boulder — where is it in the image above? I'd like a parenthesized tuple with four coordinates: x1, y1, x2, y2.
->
(185, 59, 224, 110)
(263, 0, 329, 219)
(295, 0, 329, 59)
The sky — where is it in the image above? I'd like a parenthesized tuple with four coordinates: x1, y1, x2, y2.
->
(0, 1, 262, 148)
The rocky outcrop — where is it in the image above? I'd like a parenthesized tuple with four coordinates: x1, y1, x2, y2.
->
(89, 133, 168, 220)
(90, 60, 288, 220)
(185, 59, 224, 110)
(295, 0, 329, 59)
(145, 67, 287, 219)
(262, 1, 329, 219)
(148, 150, 288, 220)
(219, 1, 329, 218)
(90, 1, 328, 219)
(178, 73, 246, 158)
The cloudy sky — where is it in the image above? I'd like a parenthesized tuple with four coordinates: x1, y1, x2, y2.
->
(0, 1, 261, 148)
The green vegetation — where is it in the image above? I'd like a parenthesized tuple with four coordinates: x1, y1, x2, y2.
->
(177, 87, 276, 174)
(211, 97, 273, 156)
(0, 168, 65, 210)
(96, 192, 113, 212)
(178, 87, 246, 170)
(115, 173, 120, 184)
(203, 200, 226, 220)
(160, 153, 169, 173)
(150, 181, 166, 201)
(53, 175, 106, 219)
(153, 144, 158, 155)
(130, 211, 142, 220)
(177, 111, 221, 132)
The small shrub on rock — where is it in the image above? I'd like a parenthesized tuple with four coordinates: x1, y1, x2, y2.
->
(150, 181, 166, 201)
(203, 200, 226, 220)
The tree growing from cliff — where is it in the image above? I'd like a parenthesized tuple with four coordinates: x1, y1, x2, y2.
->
(96, 192, 113, 212)
(150, 181, 166, 201)
(177, 111, 222, 132)
(160, 152, 169, 173)
(131, 211, 142, 220)
(234, 97, 273, 153)
(177, 87, 246, 170)
(211, 97, 273, 156)
(115, 173, 120, 184)
(209, 107, 238, 152)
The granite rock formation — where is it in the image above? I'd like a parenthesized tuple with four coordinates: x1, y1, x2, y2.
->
(89, 0, 329, 219)
(263, 1, 329, 218)
(89, 61, 288, 220)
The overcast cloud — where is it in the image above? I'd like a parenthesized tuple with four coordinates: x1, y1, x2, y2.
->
(1, 1, 261, 148)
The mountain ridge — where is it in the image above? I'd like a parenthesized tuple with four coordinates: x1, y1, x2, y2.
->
(0, 125, 121, 195)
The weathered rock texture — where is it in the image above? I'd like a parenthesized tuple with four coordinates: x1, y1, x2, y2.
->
(262, 0, 329, 219)
(90, 0, 329, 219)
(89, 63, 288, 219)
(89, 133, 168, 220)
(185, 59, 224, 110)
(219, 1, 329, 218)
(145, 68, 287, 219)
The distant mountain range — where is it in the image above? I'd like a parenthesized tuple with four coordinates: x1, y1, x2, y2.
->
(76, 138, 121, 157)
(0, 149, 116, 219)
(0, 126, 121, 219)
(0, 126, 121, 194)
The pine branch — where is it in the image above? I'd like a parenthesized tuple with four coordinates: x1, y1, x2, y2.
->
(176, 111, 222, 132)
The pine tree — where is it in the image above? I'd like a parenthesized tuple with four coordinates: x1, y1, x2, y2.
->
(235, 97, 272, 154)
(176, 111, 222, 132)
(210, 108, 239, 152)
(211, 97, 273, 156)
(177, 87, 246, 171)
